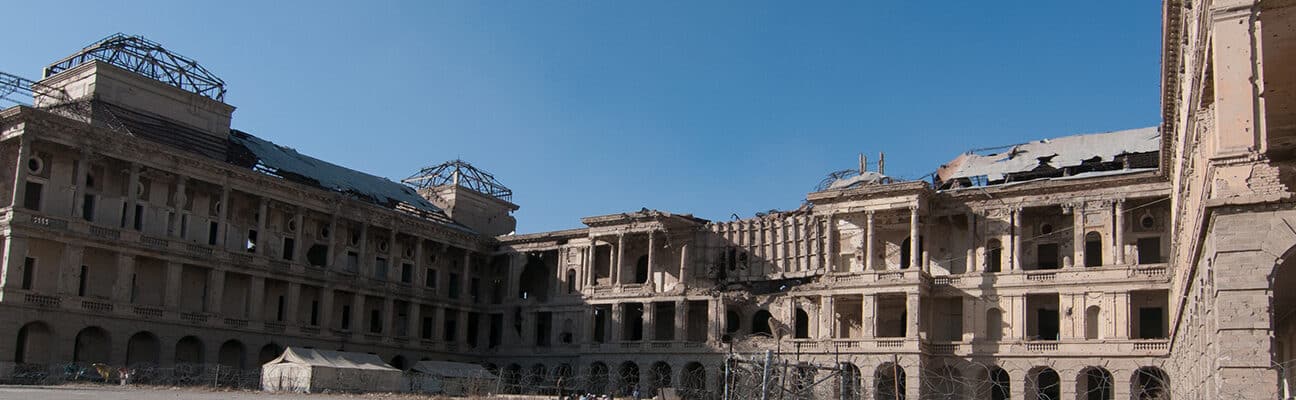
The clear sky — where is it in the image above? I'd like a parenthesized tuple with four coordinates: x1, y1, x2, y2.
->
(1, 1, 1163, 234)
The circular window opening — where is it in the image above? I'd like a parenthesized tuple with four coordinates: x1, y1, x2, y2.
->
(1040, 224, 1054, 235)
(349, 232, 360, 246)
(320, 226, 331, 239)
(1140, 215, 1155, 229)
(287, 219, 298, 233)
(26, 156, 43, 174)
(378, 240, 390, 252)
(136, 182, 146, 198)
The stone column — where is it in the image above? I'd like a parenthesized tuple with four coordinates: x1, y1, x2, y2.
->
(615, 234, 625, 285)
(113, 254, 136, 303)
(965, 213, 977, 272)
(674, 300, 687, 342)
(256, 198, 269, 252)
(820, 296, 834, 339)
(1011, 208, 1022, 271)
(646, 230, 656, 288)
(461, 251, 472, 302)
(587, 239, 598, 287)
(708, 300, 722, 343)
(358, 223, 369, 276)
(206, 269, 225, 314)
(456, 309, 470, 344)
(326, 214, 339, 268)
(407, 302, 421, 338)
(642, 302, 655, 341)
(827, 213, 839, 271)
(58, 244, 84, 296)
(285, 282, 301, 324)
(1114, 199, 1126, 265)
(389, 229, 400, 281)
(123, 163, 140, 230)
(10, 136, 31, 209)
(248, 275, 266, 321)
(611, 302, 623, 342)
(72, 151, 91, 220)
(170, 176, 187, 237)
(382, 297, 395, 335)
(215, 186, 230, 247)
(862, 294, 875, 338)
(318, 289, 334, 329)
(350, 293, 364, 332)
(293, 209, 305, 263)
(1072, 204, 1086, 268)
(905, 292, 920, 339)
(865, 211, 875, 271)
(678, 243, 690, 289)
(962, 296, 976, 341)
(164, 262, 183, 309)
(433, 306, 447, 341)
(414, 238, 425, 286)
(909, 206, 920, 270)
(1114, 292, 1130, 339)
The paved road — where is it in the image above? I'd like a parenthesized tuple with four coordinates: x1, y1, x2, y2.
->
(0, 384, 447, 399)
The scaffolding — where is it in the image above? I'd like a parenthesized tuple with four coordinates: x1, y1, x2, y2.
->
(44, 33, 226, 101)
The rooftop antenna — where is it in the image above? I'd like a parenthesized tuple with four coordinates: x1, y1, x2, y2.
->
(878, 152, 886, 175)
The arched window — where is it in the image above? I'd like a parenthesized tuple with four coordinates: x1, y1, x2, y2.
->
(14, 321, 53, 365)
(73, 326, 111, 364)
(989, 367, 1011, 400)
(986, 239, 1003, 272)
(1085, 306, 1102, 340)
(1131, 367, 1169, 400)
(794, 308, 810, 339)
(874, 362, 906, 400)
(635, 255, 649, 284)
(1085, 232, 1103, 267)
(1029, 367, 1061, 400)
(126, 331, 161, 367)
(986, 308, 1004, 341)
(751, 310, 773, 336)
(1078, 367, 1114, 400)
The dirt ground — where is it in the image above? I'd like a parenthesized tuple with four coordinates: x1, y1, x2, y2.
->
(0, 384, 473, 400)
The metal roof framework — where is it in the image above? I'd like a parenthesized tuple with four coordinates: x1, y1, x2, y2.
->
(403, 159, 513, 202)
(0, 71, 69, 107)
(44, 33, 227, 101)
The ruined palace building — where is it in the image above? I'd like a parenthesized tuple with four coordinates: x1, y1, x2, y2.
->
(0, 1, 1293, 398)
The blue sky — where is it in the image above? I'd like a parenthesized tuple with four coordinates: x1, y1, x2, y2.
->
(2, 1, 1163, 233)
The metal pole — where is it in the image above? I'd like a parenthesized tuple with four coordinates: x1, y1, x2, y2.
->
(761, 350, 774, 400)
(722, 353, 732, 400)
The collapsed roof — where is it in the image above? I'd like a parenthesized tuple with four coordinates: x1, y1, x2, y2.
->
(227, 130, 447, 217)
(936, 127, 1160, 189)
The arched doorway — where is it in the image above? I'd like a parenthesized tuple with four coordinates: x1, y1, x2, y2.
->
(985, 308, 1004, 340)
(635, 255, 649, 284)
(874, 362, 905, 400)
(217, 340, 246, 369)
(619, 361, 641, 395)
(1084, 232, 1103, 267)
(257, 343, 282, 365)
(1027, 367, 1060, 400)
(649, 361, 671, 394)
(751, 310, 773, 336)
(1131, 367, 1169, 400)
(73, 326, 111, 364)
(1084, 306, 1102, 339)
(928, 365, 961, 399)
(794, 308, 810, 338)
(986, 239, 1003, 272)
(989, 366, 1011, 400)
(554, 364, 574, 392)
(125, 331, 161, 366)
(14, 321, 53, 365)
(175, 336, 205, 364)
(589, 362, 610, 394)
(1077, 367, 1114, 400)
(839, 363, 862, 400)
(681, 362, 707, 400)
(527, 364, 547, 394)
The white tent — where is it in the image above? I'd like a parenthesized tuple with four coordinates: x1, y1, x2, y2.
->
(261, 347, 402, 393)
(406, 360, 498, 395)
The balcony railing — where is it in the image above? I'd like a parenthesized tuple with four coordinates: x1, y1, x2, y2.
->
(24, 293, 61, 308)
(81, 299, 113, 313)
(132, 306, 164, 318)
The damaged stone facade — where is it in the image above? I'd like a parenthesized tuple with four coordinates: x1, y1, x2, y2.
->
(1, 0, 1294, 398)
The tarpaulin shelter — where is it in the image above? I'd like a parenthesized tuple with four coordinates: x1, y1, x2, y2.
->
(261, 347, 402, 393)
(406, 360, 498, 395)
